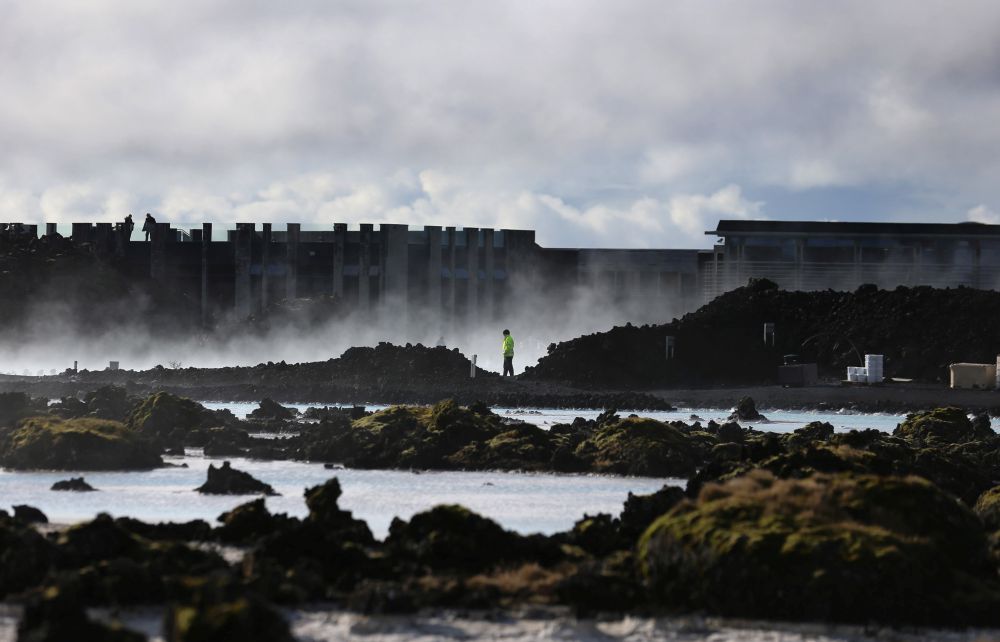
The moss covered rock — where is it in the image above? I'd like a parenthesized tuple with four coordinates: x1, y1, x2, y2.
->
(893, 407, 993, 445)
(575, 417, 698, 477)
(640, 471, 1000, 625)
(0, 416, 162, 470)
(975, 486, 1000, 531)
(127, 393, 219, 441)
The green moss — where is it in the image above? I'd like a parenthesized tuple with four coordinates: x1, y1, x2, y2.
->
(1, 416, 162, 470)
(576, 417, 697, 476)
(127, 392, 215, 438)
(639, 471, 999, 625)
(893, 407, 979, 445)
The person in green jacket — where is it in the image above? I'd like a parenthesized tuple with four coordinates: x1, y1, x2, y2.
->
(502, 329, 515, 377)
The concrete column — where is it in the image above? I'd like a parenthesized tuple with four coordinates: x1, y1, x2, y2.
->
(332, 223, 346, 297)
(71, 223, 90, 244)
(95, 223, 113, 256)
(446, 226, 457, 322)
(45, 223, 57, 236)
(482, 228, 495, 322)
(201, 223, 212, 326)
(359, 223, 372, 311)
(426, 226, 442, 310)
(150, 223, 170, 281)
(286, 223, 300, 300)
(382, 223, 409, 316)
(261, 223, 272, 310)
(235, 223, 253, 318)
(465, 227, 479, 326)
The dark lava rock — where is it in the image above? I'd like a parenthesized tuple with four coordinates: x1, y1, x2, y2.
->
(216, 498, 295, 545)
(728, 396, 766, 422)
(84, 385, 136, 422)
(785, 421, 834, 449)
(13, 504, 48, 525)
(114, 517, 213, 542)
(524, 281, 1000, 386)
(618, 484, 685, 541)
(127, 392, 221, 441)
(0, 416, 162, 470)
(196, 461, 277, 496)
(640, 471, 1000, 626)
(894, 407, 994, 445)
(386, 505, 553, 573)
(52, 477, 97, 492)
(0, 511, 53, 597)
(164, 597, 293, 642)
(248, 398, 297, 420)
(17, 585, 146, 642)
(0, 391, 48, 427)
(716, 421, 745, 443)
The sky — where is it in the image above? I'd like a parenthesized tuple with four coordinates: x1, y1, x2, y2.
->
(2, 1, 1000, 249)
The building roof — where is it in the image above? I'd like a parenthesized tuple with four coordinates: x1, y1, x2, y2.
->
(706, 219, 1000, 238)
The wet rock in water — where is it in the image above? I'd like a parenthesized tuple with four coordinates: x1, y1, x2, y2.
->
(303, 477, 374, 544)
(51, 477, 97, 492)
(975, 486, 1000, 531)
(0, 416, 162, 471)
(640, 471, 1000, 626)
(202, 428, 251, 457)
(894, 407, 994, 445)
(728, 396, 766, 422)
(17, 585, 147, 642)
(248, 398, 297, 420)
(573, 416, 699, 477)
(196, 461, 277, 496)
(13, 504, 48, 525)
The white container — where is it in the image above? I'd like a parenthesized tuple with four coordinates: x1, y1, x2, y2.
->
(864, 354, 883, 383)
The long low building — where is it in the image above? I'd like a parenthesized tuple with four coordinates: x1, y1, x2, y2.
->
(702, 219, 1000, 299)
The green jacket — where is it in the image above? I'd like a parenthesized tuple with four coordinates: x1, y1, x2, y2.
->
(502, 335, 514, 357)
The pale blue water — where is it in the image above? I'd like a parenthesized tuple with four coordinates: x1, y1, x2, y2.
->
(0, 451, 674, 538)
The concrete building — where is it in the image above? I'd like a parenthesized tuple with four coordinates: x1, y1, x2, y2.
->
(37, 222, 701, 324)
(702, 220, 1000, 299)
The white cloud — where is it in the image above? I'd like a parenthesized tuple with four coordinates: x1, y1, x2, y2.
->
(1, 2, 999, 241)
(967, 204, 1000, 224)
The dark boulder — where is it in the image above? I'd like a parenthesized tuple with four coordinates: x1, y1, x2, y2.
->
(13, 504, 48, 525)
(975, 486, 1000, 531)
(196, 461, 277, 496)
(84, 386, 136, 422)
(127, 392, 220, 442)
(248, 398, 297, 420)
(52, 477, 97, 492)
(728, 396, 766, 422)
(216, 498, 295, 545)
(17, 585, 146, 642)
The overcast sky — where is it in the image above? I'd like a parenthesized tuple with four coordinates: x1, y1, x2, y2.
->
(2, 1, 1000, 248)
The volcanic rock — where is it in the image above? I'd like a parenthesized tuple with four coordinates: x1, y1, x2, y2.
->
(52, 477, 97, 492)
(0, 416, 162, 470)
(640, 470, 1000, 625)
(728, 396, 766, 422)
(12, 504, 48, 525)
(196, 461, 277, 496)
(893, 407, 994, 445)
(248, 398, 297, 420)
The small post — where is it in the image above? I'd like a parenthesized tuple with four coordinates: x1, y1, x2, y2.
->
(73, 360, 78, 374)
(763, 323, 775, 346)
(665, 336, 676, 360)
(109, 361, 120, 371)
(470, 354, 477, 378)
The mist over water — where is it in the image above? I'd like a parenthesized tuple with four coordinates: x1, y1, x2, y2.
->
(0, 275, 686, 374)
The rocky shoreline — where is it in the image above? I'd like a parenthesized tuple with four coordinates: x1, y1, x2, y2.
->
(2, 386, 1000, 636)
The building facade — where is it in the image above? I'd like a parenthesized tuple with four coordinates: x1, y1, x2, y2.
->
(702, 220, 1000, 300)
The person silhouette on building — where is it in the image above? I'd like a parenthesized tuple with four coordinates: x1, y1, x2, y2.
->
(123, 214, 134, 240)
(142, 213, 156, 241)
(502, 329, 515, 377)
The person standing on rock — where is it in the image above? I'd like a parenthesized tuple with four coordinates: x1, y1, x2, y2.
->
(502, 329, 515, 377)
